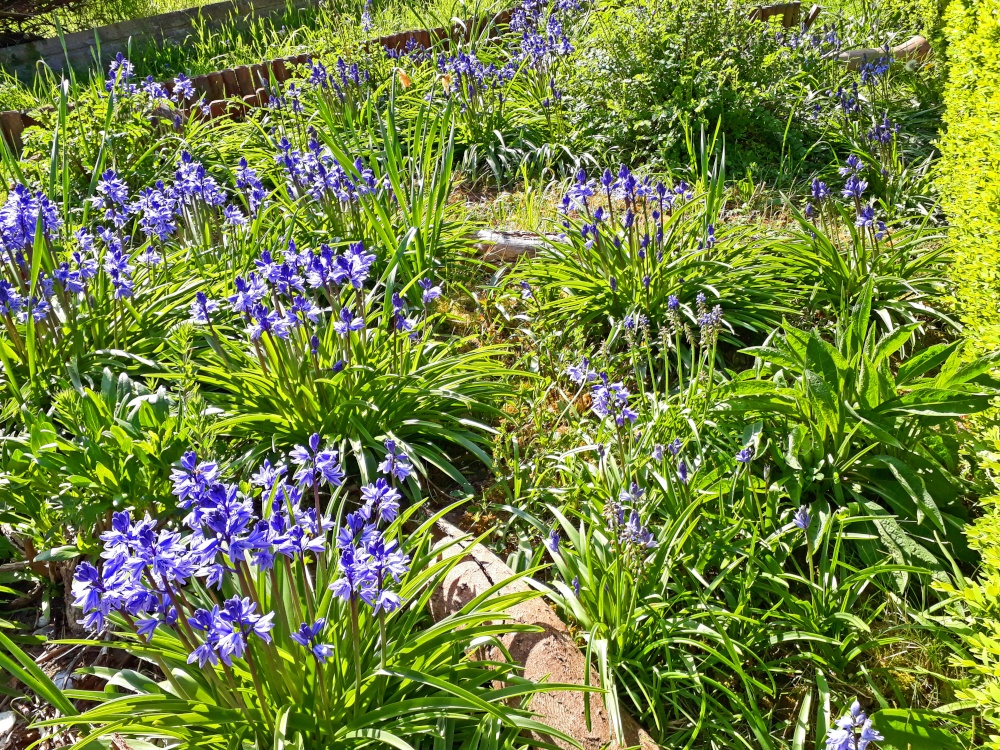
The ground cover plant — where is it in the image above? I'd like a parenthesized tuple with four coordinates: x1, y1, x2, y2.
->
(0, 0, 997, 748)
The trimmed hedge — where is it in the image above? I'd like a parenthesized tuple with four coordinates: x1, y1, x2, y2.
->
(938, 0, 1000, 744)
(938, 0, 1000, 355)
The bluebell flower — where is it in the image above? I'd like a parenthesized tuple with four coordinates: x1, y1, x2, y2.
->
(677, 459, 689, 485)
(419, 277, 442, 304)
(228, 274, 268, 314)
(618, 482, 644, 505)
(224, 205, 247, 226)
(332, 242, 375, 289)
(867, 114, 899, 145)
(190, 291, 219, 325)
(811, 178, 830, 201)
(330, 545, 378, 602)
(858, 720, 883, 750)
(567, 357, 598, 385)
(793, 505, 811, 531)
(826, 703, 882, 750)
(735, 447, 753, 464)
(236, 158, 267, 214)
(378, 439, 413, 482)
(172, 73, 195, 102)
(591, 376, 638, 426)
(0, 280, 24, 317)
(838, 154, 864, 177)
(855, 204, 876, 228)
(622, 510, 656, 549)
(291, 619, 335, 662)
(132, 184, 177, 242)
(360, 478, 401, 522)
(141, 76, 169, 102)
(334, 306, 365, 335)
(174, 151, 227, 207)
(544, 530, 560, 555)
(171, 450, 220, 508)
(842, 174, 867, 200)
(288, 295, 321, 326)
(0, 184, 62, 251)
(290, 433, 345, 489)
(106, 53, 136, 94)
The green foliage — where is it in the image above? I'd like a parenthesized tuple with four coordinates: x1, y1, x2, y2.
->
(0, 1, 990, 748)
(561, 0, 797, 172)
(938, 443, 1000, 747)
(724, 282, 998, 577)
(4, 505, 579, 749)
(0, 369, 195, 553)
(937, 0, 1000, 357)
(935, 3, 1000, 742)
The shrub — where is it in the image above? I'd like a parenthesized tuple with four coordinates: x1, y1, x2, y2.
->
(937, 0, 1000, 357)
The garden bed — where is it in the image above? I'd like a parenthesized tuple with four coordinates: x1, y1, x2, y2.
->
(0, 0, 991, 748)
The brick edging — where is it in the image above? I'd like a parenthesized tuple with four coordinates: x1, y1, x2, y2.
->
(0, 8, 515, 150)
(0, 1, 821, 151)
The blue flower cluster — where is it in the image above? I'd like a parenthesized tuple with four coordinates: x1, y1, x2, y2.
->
(826, 701, 883, 750)
(72, 432, 413, 667)
(562, 165, 693, 258)
(105, 54, 203, 115)
(590, 374, 638, 426)
(0, 185, 63, 324)
(329, 439, 412, 613)
(304, 57, 370, 103)
(276, 135, 382, 204)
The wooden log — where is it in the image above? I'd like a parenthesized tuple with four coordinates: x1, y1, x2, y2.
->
(803, 3, 821, 31)
(206, 72, 225, 102)
(190, 74, 211, 99)
(221, 69, 241, 98)
(838, 34, 930, 69)
(750, 1, 800, 26)
(234, 65, 255, 96)
(0, 111, 25, 152)
(270, 58, 288, 83)
(208, 99, 228, 119)
(255, 87, 270, 107)
(251, 63, 269, 88)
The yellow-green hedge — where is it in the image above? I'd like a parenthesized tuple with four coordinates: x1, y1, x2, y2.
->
(939, 0, 1000, 355)
(938, 0, 1000, 744)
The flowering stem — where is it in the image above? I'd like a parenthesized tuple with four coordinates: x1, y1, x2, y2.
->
(350, 596, 363, 716)
(378, 610, 387, 672)
(243, 643, 273, 728)
(220, 661, 257, 729)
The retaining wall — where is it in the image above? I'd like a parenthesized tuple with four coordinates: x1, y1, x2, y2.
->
(0, 0, 296, 81)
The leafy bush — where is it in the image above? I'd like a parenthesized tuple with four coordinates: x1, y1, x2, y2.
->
(724, 282, 998, 578)
(935, 1, 1000, 740)
(558, 0, 822, 174)
(938, 444, 1000, 747)
(937, 0, 1000, 357)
